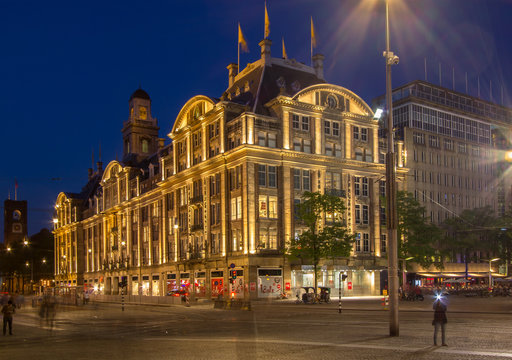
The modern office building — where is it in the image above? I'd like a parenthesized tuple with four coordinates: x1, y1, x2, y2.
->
(54, 39, 408, 299)
(374, 80, 512, 279)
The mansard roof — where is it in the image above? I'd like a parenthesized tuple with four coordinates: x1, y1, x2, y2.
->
(225, 58, 325, 116)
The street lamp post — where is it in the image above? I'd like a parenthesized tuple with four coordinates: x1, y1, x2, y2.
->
(486, 258, 500, 288)
(401, 257, 414, 288)
(383, 0, 400, 337)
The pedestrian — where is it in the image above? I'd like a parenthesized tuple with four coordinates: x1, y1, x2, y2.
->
(2, 300, 16, 335)
(432, 298, 447, 346)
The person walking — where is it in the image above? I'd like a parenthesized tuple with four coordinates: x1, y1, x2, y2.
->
(432, 299, 447, 346)
(2, 300, 16, 335)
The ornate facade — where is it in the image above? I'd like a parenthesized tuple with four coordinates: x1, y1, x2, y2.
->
(54, 40, 406, 299)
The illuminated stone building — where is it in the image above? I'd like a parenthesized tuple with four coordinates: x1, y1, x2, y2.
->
(54, 40, 407, 299)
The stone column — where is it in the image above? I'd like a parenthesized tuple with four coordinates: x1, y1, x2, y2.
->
(373, 126, 379, 163)
(345, 122, 352, 160)
(315, 116, 322, 155)
(282, 110, 290, 150)
(246, 163, 256, 253)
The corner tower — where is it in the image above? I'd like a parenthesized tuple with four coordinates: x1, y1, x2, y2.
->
(122, 88, 159, 161)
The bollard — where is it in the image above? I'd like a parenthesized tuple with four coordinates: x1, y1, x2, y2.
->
(121, 286, 125, 312)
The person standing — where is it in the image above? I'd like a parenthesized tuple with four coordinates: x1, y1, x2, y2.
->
(432, 299, 447, 346)
(2, 300, 16, 335)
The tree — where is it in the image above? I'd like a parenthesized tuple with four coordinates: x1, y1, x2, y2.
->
(287, 192, 355, 292)
(443, 206, 500, 264)
(396, 191, 442, 269)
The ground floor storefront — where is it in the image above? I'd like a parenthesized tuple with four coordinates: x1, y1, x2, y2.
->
(73, 255, 389, 300)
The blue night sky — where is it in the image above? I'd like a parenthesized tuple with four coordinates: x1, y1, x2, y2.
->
(1, 0, 511, 238)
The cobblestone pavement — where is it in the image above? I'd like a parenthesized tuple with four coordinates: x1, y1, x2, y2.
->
(0, 295, 511, 360)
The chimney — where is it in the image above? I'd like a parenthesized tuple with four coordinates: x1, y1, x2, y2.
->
(259, 39, 272, 64)
(312, 54, 325, 80)
(227, 63, 239, 88)
(97, 161, 103, 173)
(88, 168, 93, 180)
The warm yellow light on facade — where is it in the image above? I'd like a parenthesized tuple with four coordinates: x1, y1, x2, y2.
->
(505, 151, 512, 162)
(53, 218, 58, 224)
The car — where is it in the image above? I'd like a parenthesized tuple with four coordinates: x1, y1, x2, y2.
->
(166, 289, 189, 297)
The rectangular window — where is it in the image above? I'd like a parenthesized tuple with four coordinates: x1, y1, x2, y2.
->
(301, 116, 310, 131)
(257, 131, 266, 146)
(293, 139, 301, 151)
(258, 195, 268, 218)
(268, 166, 277, 187)
(362, 205, 369, 225)
(268, 133, 276, 148)
(363, 233, 369, 252)
(303, 170, 311, 191)
(292, 114, 300, 129)
(324, 120, 331, 135)
(259, 165, 267, 187)
(303, 140, 311, 154)
(231, 198, 236, 220)
(325, 143, 333, 156)
(355, 204, 361, 224)
(379, 181, 386, 197)
(362, 177, 369, 196)
(237, 197, 242, 219)
(380, 234, 387, 253)
(332, 122, 340, 136)
(293, 169, 301, 190)
(353, 126, 359, 140)
(335, 144, 342, 157)
(354, 177, 360, 196)
(268, 196, 278, 218)
(355, 233, 361, 252)
(361, 128, 368, 141)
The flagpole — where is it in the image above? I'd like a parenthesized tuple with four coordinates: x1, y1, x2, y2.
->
(238, 23, 240, 72)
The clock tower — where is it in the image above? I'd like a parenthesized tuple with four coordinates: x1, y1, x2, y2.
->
(3, 199, 28, 246)
(122, 88, 160, 162)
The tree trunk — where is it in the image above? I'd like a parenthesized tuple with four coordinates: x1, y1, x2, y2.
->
(313, 262, 318, 294)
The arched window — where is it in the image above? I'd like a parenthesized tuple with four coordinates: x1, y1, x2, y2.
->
(141, 139, 149, 153)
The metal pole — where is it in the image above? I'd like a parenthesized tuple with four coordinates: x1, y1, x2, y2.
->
(121, 285, 125, 312)
(402, 259, 406, 289)
(489, 262, 492, 289)
(384, 0, 399, 337)
(338, 272, 342, 314)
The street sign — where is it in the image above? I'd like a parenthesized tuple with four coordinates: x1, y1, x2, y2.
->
(347, 282, 352, 290)
(230, 263, 235, 268)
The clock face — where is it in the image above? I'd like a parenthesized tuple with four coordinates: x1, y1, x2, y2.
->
(12, 223, 22, 233)
(13, 210, 21, 221)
